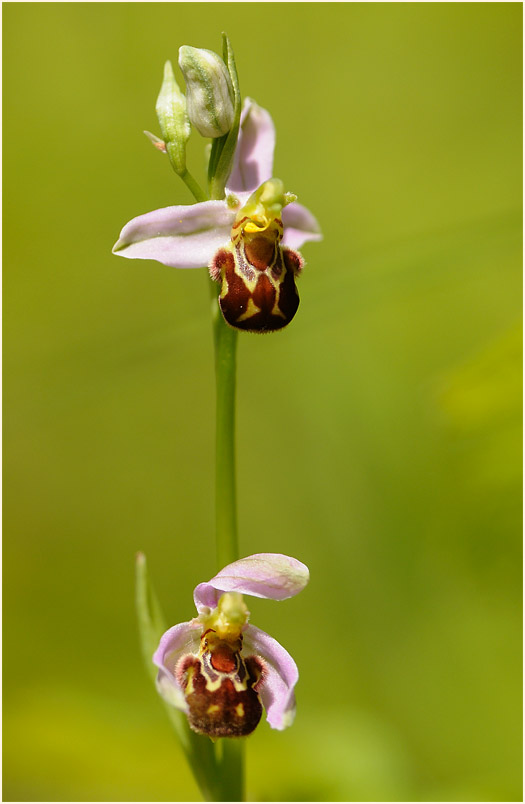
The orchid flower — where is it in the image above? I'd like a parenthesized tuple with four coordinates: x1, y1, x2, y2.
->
(112, 99, 321, 332)
(153, 553, 309, 738)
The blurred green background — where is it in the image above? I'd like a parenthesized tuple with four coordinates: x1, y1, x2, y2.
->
(3, 3, 522, 801)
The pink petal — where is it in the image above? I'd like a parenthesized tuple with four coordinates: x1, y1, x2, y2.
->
(112, 201, 234, 269)
(153, 620, 201, 710)
(193, 553, 309, 611)
(281, 202, 323, 250)
(227, 98, 276, 194)
(243, 624, 298, 730)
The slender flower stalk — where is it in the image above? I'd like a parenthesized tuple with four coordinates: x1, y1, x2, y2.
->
(118, 33, 319, 802)
(212, 304, 239, 570)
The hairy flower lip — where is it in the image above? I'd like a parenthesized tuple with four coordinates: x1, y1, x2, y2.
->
(153, 552, 309, 732)
(112, 98, 322, 270)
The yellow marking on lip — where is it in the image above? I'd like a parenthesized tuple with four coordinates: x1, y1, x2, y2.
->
(207, 704, 221, 714)
(204, 676, 223, 692)
(203, 674, 250, 693)
(235, 703, 245, 717)
(219, 274, 229, 299)
(235, 297, 261, 323)
(185, 666, 196, 696)
(271, 297, 287, 319)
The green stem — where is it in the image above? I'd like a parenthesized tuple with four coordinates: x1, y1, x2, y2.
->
(216, 739, 245, 801)
(180, 156, 240, 574)
(180, 169, 208, 203)
(210, 279, 239, 569)
(181, 156, 240, 574)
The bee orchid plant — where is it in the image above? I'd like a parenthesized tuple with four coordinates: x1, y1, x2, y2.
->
(115, 36, 320, 802)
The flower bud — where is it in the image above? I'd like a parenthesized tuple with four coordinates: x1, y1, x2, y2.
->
(156, 60, 190, 175)
(178, 45, 234, 138)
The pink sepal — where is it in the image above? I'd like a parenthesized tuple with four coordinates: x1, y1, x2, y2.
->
(193, 553, 310, 612)
(112, 201, 234, 269)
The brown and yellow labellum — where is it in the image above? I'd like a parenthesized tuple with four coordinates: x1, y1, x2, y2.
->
(210, 221, 304, 333)
(177, 630, 264, 738)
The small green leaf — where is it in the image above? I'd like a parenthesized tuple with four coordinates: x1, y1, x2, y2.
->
(135, 552, 167, 682)
(135, 553, 220, 801)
